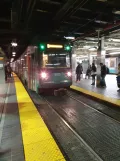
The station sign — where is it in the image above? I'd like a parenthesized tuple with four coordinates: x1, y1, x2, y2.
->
(47, 44, 63, 49)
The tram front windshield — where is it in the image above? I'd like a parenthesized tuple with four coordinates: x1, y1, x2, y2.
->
(43, 53, 70, 68)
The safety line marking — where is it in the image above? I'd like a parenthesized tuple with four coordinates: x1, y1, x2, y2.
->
(13, 73, 65, 161)
(70, 85, 120, 107)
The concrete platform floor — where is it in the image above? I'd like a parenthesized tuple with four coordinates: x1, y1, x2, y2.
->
(0, 69, 25, 161)
(72, 74, 120, 100)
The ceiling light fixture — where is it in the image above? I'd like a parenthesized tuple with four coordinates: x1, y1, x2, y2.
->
(64, 36, 75, 40)
(95, 20, 108, 24)
(113, 10, 120, 15)
(11, 42, 17, 47)
(12, 52, 16, 55)
(89, 47, 97, 51)
(108, 38, 120, 42)
(108, 52, 120, 55)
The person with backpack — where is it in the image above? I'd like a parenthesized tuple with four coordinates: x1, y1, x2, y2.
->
(76, 63, 83, 82)
(100, 63, 107, 87)
(91, 63, 97, 85)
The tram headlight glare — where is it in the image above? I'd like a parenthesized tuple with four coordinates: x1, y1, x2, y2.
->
(67, 72, 72, 77)
(41, 72, 47, 79)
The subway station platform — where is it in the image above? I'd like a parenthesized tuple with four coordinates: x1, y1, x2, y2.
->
(71, 74, 120, 107)
(1, 69, 120, 161)
(0, 69, 65, 161)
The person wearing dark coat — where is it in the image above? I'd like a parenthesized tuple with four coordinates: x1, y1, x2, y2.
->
(76, 63, 83, 82)
(91, 63, 97, 85)
(4, 64, 8, 81)
(100, 63, 107, 87)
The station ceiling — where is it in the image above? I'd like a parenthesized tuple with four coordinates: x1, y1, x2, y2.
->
(0, 0, 120, 60)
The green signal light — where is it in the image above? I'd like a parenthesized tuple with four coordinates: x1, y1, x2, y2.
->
(66, 46, 70, 50)
(65, 45, 71, 51)
(39, 44, 45, 50)
(41, 45, 44, 49)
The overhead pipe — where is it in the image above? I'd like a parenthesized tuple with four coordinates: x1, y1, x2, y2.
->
(65, 0, 89, 19)
(53, 0, 79, 21)
(53, 0, 89, 36)
(73, 20, 120, 42)
(26, 0, 37, 27)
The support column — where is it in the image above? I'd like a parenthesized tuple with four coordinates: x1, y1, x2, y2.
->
(71, 47, 77, 82)
(88, 52, 93, 65)
(96, 37, 106, 87)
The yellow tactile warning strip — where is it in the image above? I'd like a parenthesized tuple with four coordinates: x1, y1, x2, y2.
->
(13, 73, 66, 161)
(71, 85, 120, 107)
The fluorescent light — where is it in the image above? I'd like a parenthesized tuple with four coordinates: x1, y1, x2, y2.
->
(113, 11, 120, 15)
(89, 48, 97, 51)
(108, 38, 120, 42)
(95, 20, 107, 24)
(83, 45, 91, 49)
(108, 52, 120, 55)
(105, 47, 120, 50)
(64, 36, 75, 40)
(11, 42, 17, 47)
(12, 52, 16, 55)
(47, 44, 63, 49)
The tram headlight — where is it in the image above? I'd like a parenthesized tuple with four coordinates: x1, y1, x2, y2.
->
(41, 72, 47, 79)
(67, 72, 72, 77)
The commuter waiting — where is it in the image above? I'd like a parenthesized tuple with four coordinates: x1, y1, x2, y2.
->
(91, 63, 97, 85)
(7, 65, 12, 78)
(117, 63, 120, 92)
(4, 64, 8, 82)
(85, 65, 91, 79)
(76, 63, 83, 82)
(4, 63, 12, 82)
(100, 63, 107, 87)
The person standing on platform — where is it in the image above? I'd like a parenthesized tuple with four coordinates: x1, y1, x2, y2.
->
(100, 63, 107, 87)
(118, 63, 120, 75)
(117, 63, 120, 92)
(76, 63, 83, 82)
(91, 63, 97, 85)
(85, 65, 92, 79)
(7, 65, 12, 78)
(4, 64, 8, 82)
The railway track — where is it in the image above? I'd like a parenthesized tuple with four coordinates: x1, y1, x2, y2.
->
(43, 96, 103, 161)
(29, 89, 120, 161)
(67, 90, 120, 124)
